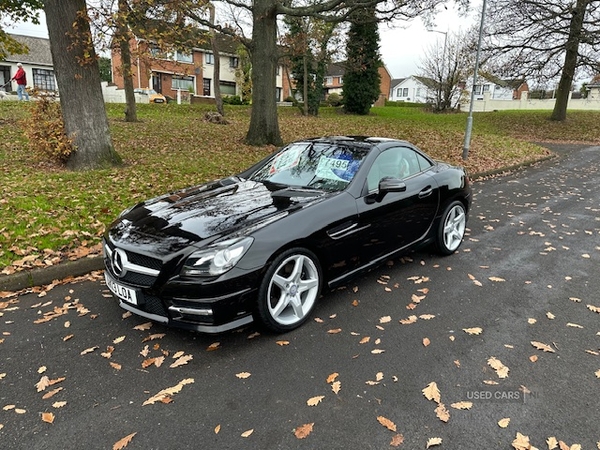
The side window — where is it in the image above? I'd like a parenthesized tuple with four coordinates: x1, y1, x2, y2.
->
(366, 147, 429, 192)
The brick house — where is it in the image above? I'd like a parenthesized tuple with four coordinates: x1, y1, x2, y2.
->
(111, 33, 292, 102)
(323, 62, 393, 106)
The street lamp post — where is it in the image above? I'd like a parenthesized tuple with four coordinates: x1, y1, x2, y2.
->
(428, 29, 448, 110)
(462, 0, 488, 160)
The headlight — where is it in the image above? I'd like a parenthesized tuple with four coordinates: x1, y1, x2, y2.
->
(181, 237, 254, 277)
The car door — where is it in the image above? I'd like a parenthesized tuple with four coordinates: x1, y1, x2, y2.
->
(355, 146, 440, 265)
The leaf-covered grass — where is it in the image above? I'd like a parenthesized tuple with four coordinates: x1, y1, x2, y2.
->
(1, 102, 598, 272)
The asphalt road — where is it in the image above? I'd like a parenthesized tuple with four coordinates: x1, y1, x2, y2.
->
(1, 144, 599, 450)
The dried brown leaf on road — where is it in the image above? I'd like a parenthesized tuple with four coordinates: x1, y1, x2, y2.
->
(422, 382, 441, 403)
(294, 423, 313, 439)
(531, 341, 556, 353)
(377, 415, 397, 432)
(113, 432, 136, 450)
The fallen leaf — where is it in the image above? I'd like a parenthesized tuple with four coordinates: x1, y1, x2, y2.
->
(276, 340, 289, 346)
(80, 346, 98, 355)
(529, 355, 538, 362)
(399, 315, 417, 325)
(359, 336, 370, 344)
(170, 354, 193, 368)
(498, 418, 510, 428)
(390, 434, 404, 447)
(133, 322, 152, 330)
(236, 372, 251, 379)
(206, 342, 220, 351)
(422, 382, 441, 403)
(113, 432, 137, 450)
(42, 387, 63, 399)
(143, 378, 194, 405)
(52, 401, 67, 408)
(214, 424, 221, 434)
(110, 362, 122, 370)
(41, 412, 55, 424)
(426, 437, 442, 448)
(38, 366, 47, 374)
(488, 357, 510, 378)
(423, 337, 431, 347)
(326, 372, 339, 383)
(531, 341, 556, 353)
(327, 328, 342, 334)
(141, 333, 165, 342)
(512, 432, 531, 450)
(419, 314, 435, 320)
(241, 429, 254, 438)
(587, 304, 600, 313)
(546, 312, 556, 320)
(463, 327, 483, 335)
(380, 316, 392, 324)
(113, 336, 126, 344)
(331, 380, 341, 394)
(595, 369, 600, 378)
(307, 396, 324, 406)
(489, 276, 506, 282)
(371, 349, 385, 354)
(566, 323, 583, 329)
(450, 401, 472, 410)
(294, 423, 314, 439)
(435, 403, 450, 422)
(35, 376, 50, 392)
(528, 318, 537, 324)
(377, 415, 397, 432)
(547, 437, 558, 449)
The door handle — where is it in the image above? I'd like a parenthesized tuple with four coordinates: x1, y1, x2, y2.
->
(418, 186, 433, 198)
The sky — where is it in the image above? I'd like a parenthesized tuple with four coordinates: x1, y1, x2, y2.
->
(8, 6, 479, 81)
(379, 4, 479, 79)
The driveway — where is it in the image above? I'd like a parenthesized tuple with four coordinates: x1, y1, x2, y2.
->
(1, 144, 599, 449)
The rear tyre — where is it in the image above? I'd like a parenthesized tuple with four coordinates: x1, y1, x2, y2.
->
(435, 201, 467, 255)
(255, 248, 321, 333)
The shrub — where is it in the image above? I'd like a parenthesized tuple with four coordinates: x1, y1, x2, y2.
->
(326, 93, 343, 107)
(22, 93, 74, 164)
(222, 95, 247, 105)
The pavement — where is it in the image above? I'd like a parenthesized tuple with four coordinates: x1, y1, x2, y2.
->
(1, 141, 599, 449)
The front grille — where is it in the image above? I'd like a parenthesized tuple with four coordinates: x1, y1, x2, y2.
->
(120, 272, 157, 287)
(104, 239, 162, 288)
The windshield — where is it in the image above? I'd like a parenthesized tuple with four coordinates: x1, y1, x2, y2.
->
(249, 142, 369, 192)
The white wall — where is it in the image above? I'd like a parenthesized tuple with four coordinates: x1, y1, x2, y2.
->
(461, 91, 600, 112)
(389, 77, 430, 103)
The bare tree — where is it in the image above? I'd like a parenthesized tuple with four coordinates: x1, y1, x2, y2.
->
(418, 30, 473, 111)
(482, 0, 600, 121)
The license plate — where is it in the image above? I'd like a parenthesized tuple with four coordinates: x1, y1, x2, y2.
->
(105, 272, 139, 305)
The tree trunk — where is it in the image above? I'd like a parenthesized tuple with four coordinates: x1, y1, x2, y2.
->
(245, 0, 282, 146)
(118, 0, 137, 122)
(209, 3, 224, 116)
(44, 0, 120, 170)
(551, 0, 588, 121)
(303, 54, 308, 116)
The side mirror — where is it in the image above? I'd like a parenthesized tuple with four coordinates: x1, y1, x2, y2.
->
(379, 177, 406, 193)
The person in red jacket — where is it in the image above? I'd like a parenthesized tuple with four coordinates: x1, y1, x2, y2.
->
(11, 63, 29, 101)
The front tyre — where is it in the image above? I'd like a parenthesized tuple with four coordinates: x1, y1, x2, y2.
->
(435, 201, 467, 255)
(255, 248, 321, 333)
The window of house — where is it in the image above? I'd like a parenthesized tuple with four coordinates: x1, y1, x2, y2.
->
(203, 78, 211, 96)
(325, 77, 333, 86)
(276, 65, 280, 76)
(32, 68, 56, 91)
(402, 88, 409, 97)
(396, 88, 402, 97)
(482, 84, 490, 93)
(275, 87, 282, 102)
(205, 53, 214, 65)
(229, 57, 239, 68)
(173, 75, 195, 91)
(175, 51, 193, 63)
(416, 88, 422, 97)
(220, 81, 236, 96)
(474, 85, 482, 95)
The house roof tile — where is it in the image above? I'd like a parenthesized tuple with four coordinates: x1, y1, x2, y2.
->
(5, 34, 53, 66)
